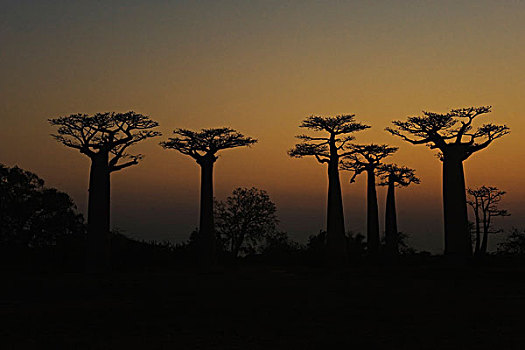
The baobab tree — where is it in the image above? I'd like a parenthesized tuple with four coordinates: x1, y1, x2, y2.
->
(161, 128, 257, 266)
(288, 115, 370, 265)
(49, 112, 160, 272)
(387, 106, 509, 258)
(467, 186, 509, 256)
(378, 164, 420, 257)
(341, 144, 397, 256)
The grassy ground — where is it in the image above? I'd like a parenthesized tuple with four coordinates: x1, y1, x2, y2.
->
(2, 265, 525, 349)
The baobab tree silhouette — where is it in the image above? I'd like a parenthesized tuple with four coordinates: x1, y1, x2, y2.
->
(377, 164, 420, 257)
(49, 112, 160, 273)
(288, 115, 370, 265)
(387, 106, 509, 258)
(467, 186, 510, 256)
(161, 128, 257, 267)
(341, 144, 398, 256)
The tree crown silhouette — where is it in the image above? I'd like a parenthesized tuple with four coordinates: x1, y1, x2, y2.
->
(386, 106, 509, 160)
(341, 144, 398, 182)
(49, 111, 160, 172)
(160, 128, 257, 163)
(288, 115, 370, 163)
(215, 187, 278, 257)
(467, 186, 510, 220)
(0, 164, 84, 247)
(378, 164, 420, 187)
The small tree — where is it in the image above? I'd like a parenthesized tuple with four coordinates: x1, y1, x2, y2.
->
(289, 115, 369, 265)
(387, 106, 509, 258)
(377, 164, 420, 256)
(341, 144, 398, 256)
(215, 187, 278, 258)
(161, 128, 257, 266)
(49, 112, 160, 272)
(467, 186, 510, 255)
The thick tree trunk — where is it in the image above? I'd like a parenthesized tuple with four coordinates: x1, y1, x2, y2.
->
(326, 149, 347, 266)
(199, 159, 216, 267)
(384, 179, 398, 256)
(443, 154, 471, 258)
(366, 168, 380, 256)
(86, 152, 110, 273)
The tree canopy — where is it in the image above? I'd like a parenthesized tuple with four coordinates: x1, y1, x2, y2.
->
(378, 164, 420, 187)
(49, 111, 161, 172)
(386, 106, 509, 160)
(0, 164, 84, 247)
(467, 186, 510, 229)
(215, 187, 278, 257)
(288, 115, 370, 163)
(341, 144, 398, 182)
(160, 128, 257, 162)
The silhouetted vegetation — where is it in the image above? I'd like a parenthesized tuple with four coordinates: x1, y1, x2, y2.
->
(289, 115, 370, 266)
(161, 128, 257, 268)
(498, 228, 525, 256)
(4, 105, 513, 274)
(387, 106, 510, 259)
(377, 164, 420, 257)
(215, 187, 278, 259)
(467, 186, 510, 256)
(5, 105, 514, 273)
(49, 112, 160, 272)
(0, 162, 437, 273)
(0, 164, 83, 271)
(0, 164, 84, 248)
(258, 231, 303, 264)
(342, 144, 397, 256)
(3, 101, 524, 350)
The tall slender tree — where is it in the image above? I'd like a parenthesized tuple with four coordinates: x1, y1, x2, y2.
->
(161, 128, 257, 266)
(49, 112, 160, 272)
(377, 164, 420, 257)
(467, 186, 509, 256)
(342, 144, 397, 256)
(387, 106, 509, 258)
(288, 115, 370, 265)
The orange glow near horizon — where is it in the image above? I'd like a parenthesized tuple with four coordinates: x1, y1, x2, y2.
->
(1, 1, 524, 252)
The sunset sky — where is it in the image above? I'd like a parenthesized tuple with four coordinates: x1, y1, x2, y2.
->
(1, 0, 524, 252)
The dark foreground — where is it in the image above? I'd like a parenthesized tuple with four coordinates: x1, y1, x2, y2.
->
(2, 266, 525, 349)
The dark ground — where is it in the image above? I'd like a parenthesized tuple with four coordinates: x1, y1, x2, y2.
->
(2, 265, 525, 349)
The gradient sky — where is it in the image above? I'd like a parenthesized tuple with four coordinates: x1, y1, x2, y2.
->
(1, 0, 524, 252)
